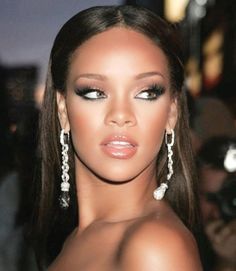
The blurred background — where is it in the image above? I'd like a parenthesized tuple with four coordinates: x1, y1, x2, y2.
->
(0, 0, 235, 270)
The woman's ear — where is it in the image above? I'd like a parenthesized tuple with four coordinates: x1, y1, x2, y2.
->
(56, 91, 70, 132)
(165, 98, 178, 133)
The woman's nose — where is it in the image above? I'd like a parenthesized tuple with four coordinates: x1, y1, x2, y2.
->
(104, 99, 137, 127)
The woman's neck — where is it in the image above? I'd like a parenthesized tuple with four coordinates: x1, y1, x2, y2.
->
(74, 160, 158, 230)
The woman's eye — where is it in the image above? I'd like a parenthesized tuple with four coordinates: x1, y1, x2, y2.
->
(136, 85, 165, 101)
(75, 88, 106, 100)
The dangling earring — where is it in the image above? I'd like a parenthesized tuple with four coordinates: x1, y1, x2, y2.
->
(153, 129, 175, 200)
(59, 129, 70, 209)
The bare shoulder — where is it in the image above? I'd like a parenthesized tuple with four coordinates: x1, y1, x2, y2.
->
(47, 228, 78, 271)
(116, 207, 202, 271)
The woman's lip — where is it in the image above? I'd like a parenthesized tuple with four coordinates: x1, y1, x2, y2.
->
(100, 135, 138, 147)
(100, 135, 138, 159)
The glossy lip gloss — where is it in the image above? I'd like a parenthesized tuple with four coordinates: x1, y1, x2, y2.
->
(100, 135, 138, 159)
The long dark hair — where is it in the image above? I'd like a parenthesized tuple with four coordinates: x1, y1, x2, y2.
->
(32, 5, 199, 268)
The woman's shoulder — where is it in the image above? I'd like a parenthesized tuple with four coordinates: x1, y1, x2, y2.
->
(116, 204, 202, 271)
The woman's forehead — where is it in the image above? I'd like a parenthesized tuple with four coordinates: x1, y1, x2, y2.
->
(68, 27, 170, 82)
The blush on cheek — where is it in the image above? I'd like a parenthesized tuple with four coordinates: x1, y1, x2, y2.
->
(149, 118, 167, 140)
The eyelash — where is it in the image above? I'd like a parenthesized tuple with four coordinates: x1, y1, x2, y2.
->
(75, 87, 106, 100)
(136, 84, 165, 101)
(75, 84, 165, 101)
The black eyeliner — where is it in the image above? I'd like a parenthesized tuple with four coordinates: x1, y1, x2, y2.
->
(140, 84, 166, 101)
(148, 84, 165, 94)
(74, 87, 96, 95)
(74, 87, 104, 100)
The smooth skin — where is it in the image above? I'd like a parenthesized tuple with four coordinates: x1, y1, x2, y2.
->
(50, 27, 202, 271)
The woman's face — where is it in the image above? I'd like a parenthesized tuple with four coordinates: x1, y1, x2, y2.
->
(57, 27, 177, 183)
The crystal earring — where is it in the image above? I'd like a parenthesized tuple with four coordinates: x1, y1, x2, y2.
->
(153, 129, 175, 200)
(59, 129, 70, 209)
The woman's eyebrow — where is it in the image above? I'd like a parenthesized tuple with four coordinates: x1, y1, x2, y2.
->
(75, 73, 107, 81)
(74, 71, 165, 82)
(135, 71, 165, 80)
